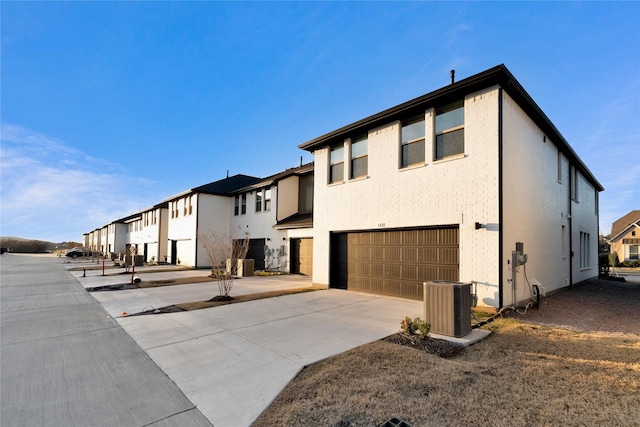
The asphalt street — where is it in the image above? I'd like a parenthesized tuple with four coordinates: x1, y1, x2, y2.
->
(0, 254, 212, 427)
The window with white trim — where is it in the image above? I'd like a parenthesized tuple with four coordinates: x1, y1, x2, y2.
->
(435, 101, 464, 160)
(264, 188, 271, 211)
(255, 189, 262, 212)
(401, 116, 425, 168)
(630, 245, 639, 260)
(329, 144, 344, 183)
(241, 193, 247, 215)
(350, 135, 368, 179)
(234, 195, 240, 216)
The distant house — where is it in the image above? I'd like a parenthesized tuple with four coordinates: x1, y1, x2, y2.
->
(298, 64, 603, 309)
(608, 210, 640, 262)
(122, 203, 169, 264)
(230, 163, 314, 273)
(164, 174, 261, 268)
(105, 218, 129, 258)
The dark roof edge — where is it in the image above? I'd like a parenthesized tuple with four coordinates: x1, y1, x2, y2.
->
(298, 64, 603, 192)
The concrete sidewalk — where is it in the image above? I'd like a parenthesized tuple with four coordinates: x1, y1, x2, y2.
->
(1, 254, 212, 427)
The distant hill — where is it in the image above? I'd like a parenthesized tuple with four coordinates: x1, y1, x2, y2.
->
(0, 237, 82, 254)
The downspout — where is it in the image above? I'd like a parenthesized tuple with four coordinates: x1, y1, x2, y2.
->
(498, 87, 504, 309)
(568, 169, 573, 287)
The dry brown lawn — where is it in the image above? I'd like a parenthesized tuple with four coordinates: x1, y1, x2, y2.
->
(254, 319, 640, 427)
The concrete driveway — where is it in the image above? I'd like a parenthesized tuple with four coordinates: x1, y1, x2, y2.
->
(120, 291, 422, 426)
(74, 268, 423, 426)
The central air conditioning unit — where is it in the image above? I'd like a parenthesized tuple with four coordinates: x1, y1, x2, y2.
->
(423, 281, 472, 338)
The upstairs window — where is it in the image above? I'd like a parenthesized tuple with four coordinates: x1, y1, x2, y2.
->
(264, 188, 271, 211)
(329, 144, 344, 183)
(401, 116, 425, 168)
(299, 174, 314, 213)
(435, 101, 464, 160)
(350, 135, 368, 179)
(255, 190, 262, 212)
(241, 193, 247, 215)
(571, 166, 579, 202)
(234, 195, 240, 216)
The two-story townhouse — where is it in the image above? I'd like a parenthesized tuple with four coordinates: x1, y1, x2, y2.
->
(299, 64, 603, 309)
(165, 174, 261, 268)
(121, 203, 170, 264)
(105, 219, 128, 258)
(99, 225, 108, 255)
(230, 162, 314, 273)
(608, 210, 640, 263)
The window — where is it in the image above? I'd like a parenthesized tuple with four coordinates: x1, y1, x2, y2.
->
(557, 151, 562, 183)
(401, 116, 425, 168)
(630, 245, 639, 260)
(234, 195, 240, 216)
(241, 193, 247, 215)
(350, 135, 368, 178)
(299, 174, 314, 213)
(188, 196, 193, 215)
(435, 101, 464, 160)
(171, 201, 178, 218)
(264, 188, 271, 211)
(633, 231, 637, 237)
(329, 144, 344, 183)
(256, 190, 262, 212)
(580, 232, 590, 269)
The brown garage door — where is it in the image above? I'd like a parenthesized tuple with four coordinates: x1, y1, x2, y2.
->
(330, 227, 459, 300)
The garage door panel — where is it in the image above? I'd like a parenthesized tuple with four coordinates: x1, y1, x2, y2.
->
(418, 247, 439, 263)
(440, 248, 459, 265)
(385, 247, 401, 262)
(402, 247, 418, 263)
(331, 227, 459, 300)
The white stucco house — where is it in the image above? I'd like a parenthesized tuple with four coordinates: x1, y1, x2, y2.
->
(230, 162, 314, 273)
(105, 219, 128, 257)
(164, 174, 261, 268)
(122, 203, 169, 263)
(298, 64, 603, 309)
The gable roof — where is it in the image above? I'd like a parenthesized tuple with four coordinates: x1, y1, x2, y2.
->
(232, 162, 314, 194)
(164, 174, 261, 202)
(298, 64, 603, 192)
(610, 210, 640, 241)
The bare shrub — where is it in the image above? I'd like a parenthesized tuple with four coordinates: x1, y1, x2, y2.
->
(201, 231, 250, 297)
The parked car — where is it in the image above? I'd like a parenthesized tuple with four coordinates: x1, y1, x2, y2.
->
(65, 248, 84, 258)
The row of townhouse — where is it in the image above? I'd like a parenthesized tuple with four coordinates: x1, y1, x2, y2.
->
(84, 164, 314, 274)
(84, 65, 603, 309)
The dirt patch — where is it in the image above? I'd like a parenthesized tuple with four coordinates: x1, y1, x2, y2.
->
(86, 275, 217, 292)
(124, 286, 325, 315)
(518, 278, 640, 336)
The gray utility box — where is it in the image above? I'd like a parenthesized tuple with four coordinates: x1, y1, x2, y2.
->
(423, 281, 472, 338)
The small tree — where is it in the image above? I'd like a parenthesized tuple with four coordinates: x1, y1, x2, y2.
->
(201, 231, 250, 298)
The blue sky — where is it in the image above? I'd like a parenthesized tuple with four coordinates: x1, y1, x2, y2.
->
(1, 1, 638, 242)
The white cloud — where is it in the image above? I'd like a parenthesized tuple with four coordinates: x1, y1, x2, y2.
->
(0, 124, 161, 242)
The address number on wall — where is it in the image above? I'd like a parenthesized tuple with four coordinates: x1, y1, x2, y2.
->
(377, 223, 386, 228)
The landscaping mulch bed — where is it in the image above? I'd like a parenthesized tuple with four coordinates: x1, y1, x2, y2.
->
(383, 332, 464, 358)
